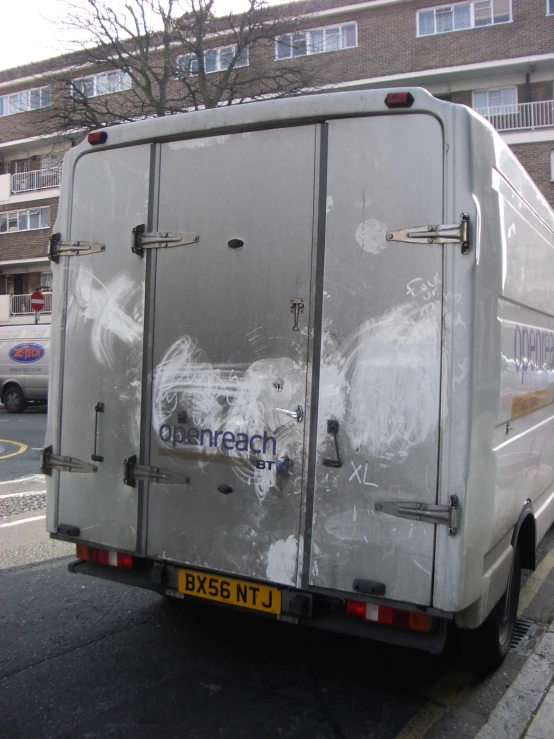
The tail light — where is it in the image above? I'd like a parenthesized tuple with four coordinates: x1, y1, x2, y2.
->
(346, 600, 432, 632)
(76, 544, 133, 569)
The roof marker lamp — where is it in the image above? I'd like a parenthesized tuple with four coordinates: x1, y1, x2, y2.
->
(385, 92, 415, 109)
(88, 130, 108, 145)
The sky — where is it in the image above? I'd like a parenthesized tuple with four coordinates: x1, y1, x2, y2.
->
(0, 0, 276, 72)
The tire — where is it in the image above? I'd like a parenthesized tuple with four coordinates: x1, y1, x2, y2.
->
(473, 544, 521, 671)
(3, 385, 26, 414)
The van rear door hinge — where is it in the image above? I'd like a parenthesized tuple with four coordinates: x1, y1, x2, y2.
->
(386, 213, 470, 255)
(41, 445, 98, 475)
(123, 455, 191, 487)
(375, 495, 460, 535)
(48, 233, 105, 263)
(132, 224, 199, 257)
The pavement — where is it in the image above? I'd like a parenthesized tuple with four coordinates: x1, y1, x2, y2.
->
(473, 623, 554, 739)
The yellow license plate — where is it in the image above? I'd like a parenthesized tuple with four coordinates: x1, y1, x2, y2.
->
(177, 568, 281, 615)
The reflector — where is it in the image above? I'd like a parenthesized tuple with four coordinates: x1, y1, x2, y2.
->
(385, 92, 415, 109)
(88, 131, 108, 145)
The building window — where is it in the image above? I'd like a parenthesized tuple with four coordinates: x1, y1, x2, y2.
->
(0, 206, 50, 234)
(276, 22, 357, 59)
(177, 45, 248, 76)
(548, 0, 554, 15)
(70, 70, 132, 99)
(417, 0, 511, 36)
(0, 86, 50, 117)
(473, 87, 517, 114)
(551, 151, 554, 181)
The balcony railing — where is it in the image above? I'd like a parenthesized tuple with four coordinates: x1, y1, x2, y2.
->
(11, 292, 52, 315)
(475, 100, 554, 132)
(11, 167, 61, 194)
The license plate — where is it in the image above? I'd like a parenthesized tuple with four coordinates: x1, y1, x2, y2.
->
(177, 568, 281, 615)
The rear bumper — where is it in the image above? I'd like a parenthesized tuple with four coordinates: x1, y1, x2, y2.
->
(67, 558, 449, 654)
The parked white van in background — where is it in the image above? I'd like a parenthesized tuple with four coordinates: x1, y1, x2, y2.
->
(0, 324, 49, 412)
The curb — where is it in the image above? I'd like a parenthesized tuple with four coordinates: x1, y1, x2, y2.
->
(474, 624, 554, 739)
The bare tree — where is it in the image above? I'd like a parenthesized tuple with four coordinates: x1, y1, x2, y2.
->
(43, 0, 324, 132)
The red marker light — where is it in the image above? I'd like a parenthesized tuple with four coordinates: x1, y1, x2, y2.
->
(88, 130, 108, 145)
(385, 92, 415, 109)
(76, 544, 133, 569)
(346, 600, 367, 618)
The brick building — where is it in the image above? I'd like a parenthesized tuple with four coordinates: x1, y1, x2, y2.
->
(0, 0, 553, 325)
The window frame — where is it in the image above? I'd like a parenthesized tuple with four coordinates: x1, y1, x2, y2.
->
(275, 21, 358, 60)
(0, 85, 51, 117)
(176, 44, 249, 77)
(417, 0, 512, 37)
(550, 151, 554, 182)
(0, 206, 50, 234)
(472, 86, 518, 113)
(70, 70, 132, 100)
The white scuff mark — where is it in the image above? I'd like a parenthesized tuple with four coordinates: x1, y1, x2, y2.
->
(266, 535, 298, 585)
(453, 357, 470, 387)
(129, 526, 136, 535)
(353, 505, 357, 522)
(152, 336, 305, 499)
(319, 302, 442, 458)
(412, 558, 431, 576)
(67, 264, 143, 372)
(168, 135, 230, 150)
(355, 218, 388, 255)
(324, 511, 367, 542)
(326, 195, 334, 214)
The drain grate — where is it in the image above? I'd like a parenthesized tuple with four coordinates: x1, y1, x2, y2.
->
(510, 618, 544, 654)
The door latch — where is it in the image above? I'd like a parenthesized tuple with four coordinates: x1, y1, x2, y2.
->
(323, 420, 342, 468)
(276, 405, 304, 422)
(290, 298, 304, 331)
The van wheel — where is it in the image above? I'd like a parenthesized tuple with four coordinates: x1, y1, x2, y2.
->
(3, 386, 26, 414)
(474, 544, 521, 671)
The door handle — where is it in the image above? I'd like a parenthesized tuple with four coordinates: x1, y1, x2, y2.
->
(276, 405, 304, 422)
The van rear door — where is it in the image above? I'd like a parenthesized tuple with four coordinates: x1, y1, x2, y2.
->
(310, 114, 445, 605)
(53, 146, 150, 550)
(145, 126, 318, 587)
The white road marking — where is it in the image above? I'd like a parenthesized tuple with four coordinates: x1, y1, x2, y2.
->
(0, 515, 46, 528)
(0, 474, 46, 486)
(0, 490, 46, 500)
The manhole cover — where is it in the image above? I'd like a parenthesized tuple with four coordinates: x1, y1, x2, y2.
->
(510, 619, 544, 654)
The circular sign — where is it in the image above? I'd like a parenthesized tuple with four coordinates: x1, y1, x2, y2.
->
(30, 291, 45, 312)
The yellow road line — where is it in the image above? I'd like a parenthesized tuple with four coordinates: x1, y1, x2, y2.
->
(395, 547, 554, 739)
(394, 666, 474, 739)
(518, 548, 554, 617)
(0, 439, 27, 461)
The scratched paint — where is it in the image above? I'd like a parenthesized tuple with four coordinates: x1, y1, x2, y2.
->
(266, 534, 299, 585)
(355, 218, 388, 255)
(67, 264, 143, 371)
(152, 336, 306, 499)
(319, 302, 442, 458)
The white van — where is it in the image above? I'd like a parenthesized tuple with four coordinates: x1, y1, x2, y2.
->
(45, 89, 554, 668)
(0, 324, 49, 412)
